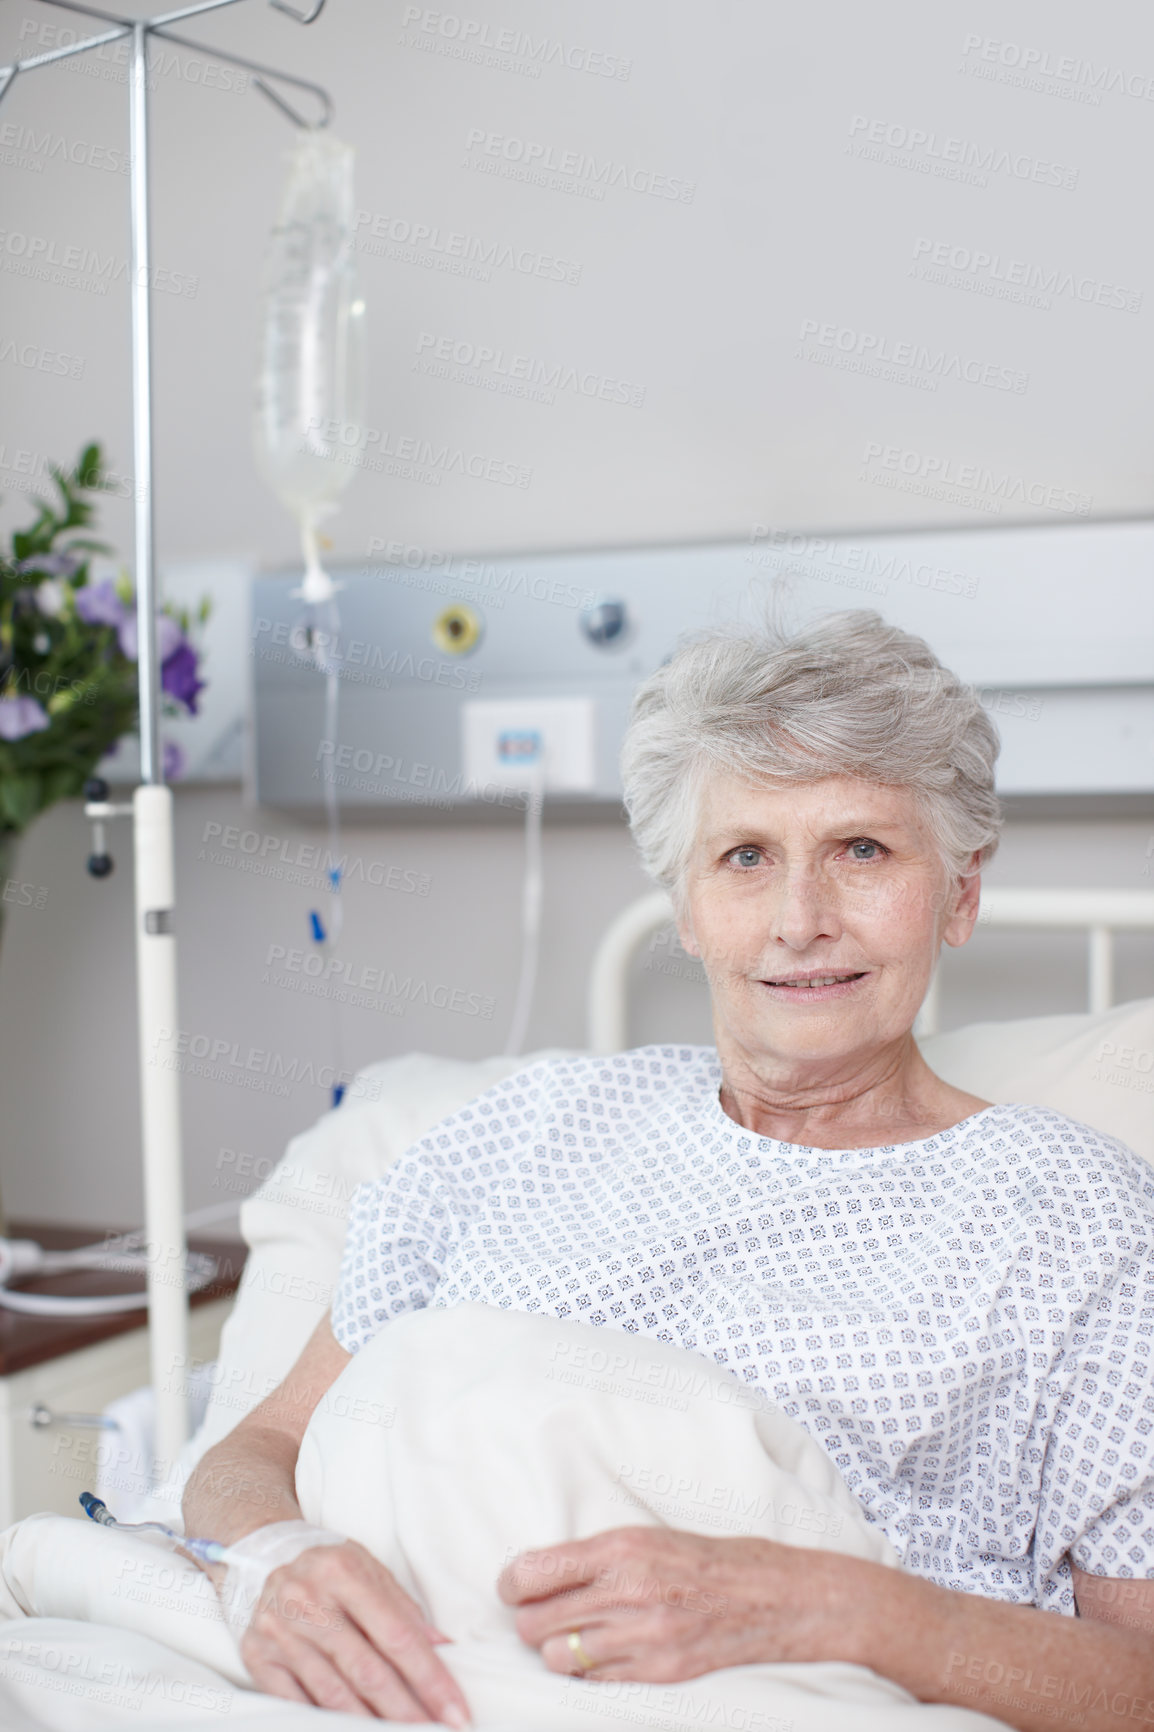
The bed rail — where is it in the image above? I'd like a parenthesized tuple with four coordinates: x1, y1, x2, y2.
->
(586, 888, 1154, 1052)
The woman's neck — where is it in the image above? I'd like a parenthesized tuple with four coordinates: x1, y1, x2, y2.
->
(715, 1038, 992, 1150)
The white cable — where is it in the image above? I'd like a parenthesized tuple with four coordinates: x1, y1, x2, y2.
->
(0, 1256, 218, 1317)
(0, 1289, 154, 1318)
(0, 1216, 221, 1317)
(502, 756, 546, 1057)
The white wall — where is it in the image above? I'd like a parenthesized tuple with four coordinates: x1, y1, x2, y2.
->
(1, 0, 1152, 1229)
(4, 0, 1154, 553)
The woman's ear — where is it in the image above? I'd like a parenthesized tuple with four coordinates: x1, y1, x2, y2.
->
(941, 853, 983, 949)
(675, 904, 702, 960)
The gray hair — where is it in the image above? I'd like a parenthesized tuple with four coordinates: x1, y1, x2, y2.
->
(620, 606, 1002, 913)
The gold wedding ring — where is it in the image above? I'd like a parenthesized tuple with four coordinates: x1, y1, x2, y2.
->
(567, 1630, 596, 1674)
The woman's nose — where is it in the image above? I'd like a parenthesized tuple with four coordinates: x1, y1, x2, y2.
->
(766, 869, 841, 951)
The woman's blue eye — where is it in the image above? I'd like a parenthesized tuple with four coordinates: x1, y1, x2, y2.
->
(731, 848, 761, 868)
(849, 839, 883, 860)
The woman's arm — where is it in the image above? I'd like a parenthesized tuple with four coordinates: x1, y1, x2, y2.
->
(853, 1553, 1154, 1732)
(500, 1529, 1154, 1732)
(182, 1313, 471, 1726)
(182, 1312, 350, 1545)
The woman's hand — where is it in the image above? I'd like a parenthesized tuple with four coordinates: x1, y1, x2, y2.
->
(240, 1538, 471, 1724)
(497, 1526, 873, 1683)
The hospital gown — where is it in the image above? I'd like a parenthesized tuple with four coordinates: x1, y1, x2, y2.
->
(330, 1044, 1154, 1616)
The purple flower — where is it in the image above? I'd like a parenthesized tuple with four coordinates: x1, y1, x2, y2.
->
(16, 552, 81, 578)
(160, 639, 205, 715)
(117, 610, 183, 664)
(71, 581, 206, 716)
(74, 577, 129, 630)
(0, 696, 51, 741)
(163, 739, 185, 781)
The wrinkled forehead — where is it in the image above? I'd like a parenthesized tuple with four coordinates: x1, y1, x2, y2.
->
(691, 769, 926, 846)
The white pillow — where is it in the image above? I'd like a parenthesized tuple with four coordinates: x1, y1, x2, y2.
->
(919, 996, 1154, 1165)
(183, 1049, 572, 1466)
(178, 998, 1154, 1485)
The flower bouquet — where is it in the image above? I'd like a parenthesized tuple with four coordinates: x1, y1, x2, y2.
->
(0, 442, 210, 946)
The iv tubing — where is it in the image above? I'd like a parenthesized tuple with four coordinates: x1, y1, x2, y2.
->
(289, 529, 346, 1106)
(80, 1493, 251, 1571)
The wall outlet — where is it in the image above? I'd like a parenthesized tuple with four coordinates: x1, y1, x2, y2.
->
(462, 698, 596, 792)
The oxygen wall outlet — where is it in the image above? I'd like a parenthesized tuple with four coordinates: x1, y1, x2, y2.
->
(462, 698, 596, 791)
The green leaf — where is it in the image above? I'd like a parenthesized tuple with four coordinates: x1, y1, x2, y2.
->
(0, 772, 42, 830)
(42, 764, 80, 803)
(76, 445, 104, 489)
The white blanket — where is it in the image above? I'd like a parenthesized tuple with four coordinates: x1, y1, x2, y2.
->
(0, 1303, 1005, 1730)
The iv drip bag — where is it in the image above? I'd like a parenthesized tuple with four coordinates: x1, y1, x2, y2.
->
(254, 129, 366, 602)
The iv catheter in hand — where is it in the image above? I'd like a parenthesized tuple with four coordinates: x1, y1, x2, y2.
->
(79, 1493, 255, 1574)
(79, 1493, 353, 1641)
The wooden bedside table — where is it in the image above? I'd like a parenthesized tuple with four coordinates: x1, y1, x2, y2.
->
(0, 1220, 246, 1527)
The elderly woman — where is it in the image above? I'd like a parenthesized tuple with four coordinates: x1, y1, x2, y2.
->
(185, 609, 1154, 1731)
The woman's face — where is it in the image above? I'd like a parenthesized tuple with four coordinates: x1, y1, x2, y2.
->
(677, 772, 981, 1082)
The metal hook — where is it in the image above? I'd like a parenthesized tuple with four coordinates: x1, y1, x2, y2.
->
(252, 73, 313, 128)
(150, 24, 332, 126)
(0, 3, 333, 127)
(268, 0, 328, 21)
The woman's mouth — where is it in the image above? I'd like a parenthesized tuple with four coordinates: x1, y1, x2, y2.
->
(759, 971, 868, 1000)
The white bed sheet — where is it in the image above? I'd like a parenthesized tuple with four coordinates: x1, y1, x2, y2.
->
(0, 1303, 1006, 1731)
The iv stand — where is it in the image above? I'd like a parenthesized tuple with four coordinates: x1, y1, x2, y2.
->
(0, 0, 333, 1479)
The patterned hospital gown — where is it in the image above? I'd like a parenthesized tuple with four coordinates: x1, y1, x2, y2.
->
(330, 1044, 1154, 1615)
